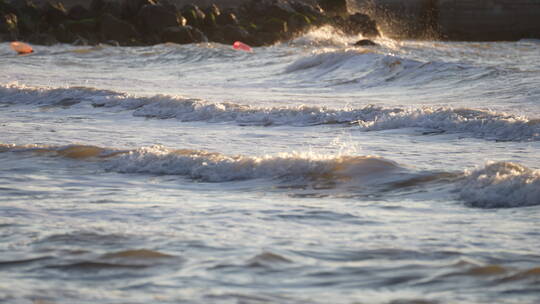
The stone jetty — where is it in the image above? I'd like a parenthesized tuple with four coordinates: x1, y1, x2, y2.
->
(352, 0, 540, 41)
(0, 0, 379, 46)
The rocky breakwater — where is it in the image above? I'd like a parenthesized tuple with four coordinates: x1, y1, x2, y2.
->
(0, 0, 379, 46)
(353, 0, 540, 41)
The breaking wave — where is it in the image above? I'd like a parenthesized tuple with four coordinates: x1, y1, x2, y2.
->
(0, 143, 438, 188)
(3, 143, 540, 208)
(283, 48, 493, 88)
(1, 84, 539, 141)
(460, 162, 540, 208)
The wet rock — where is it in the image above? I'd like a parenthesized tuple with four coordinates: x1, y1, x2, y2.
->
(354, 39, 378, 46)
(41, 1, 68, 27)
(288, 12, 311, 33)
(11, 0, 40, 35)
(203, 4, 220, 18)
(290, 1, 324, 21)
(137, 3, 183, 35)
(261, 17, 288, 34)
(68, 4, 92, 20)
(318, 0, 348, 16)
(121, 0, 155, 20)
(214, 24, 250, 44)
(89, 0, 105, 14)
(0, 0, 16, 14)
(65, 18, 97, 38)
(28, 32, 57, 45)
(202, 4, 220, 31)
(189, 26, 207, 42)
(0, 13, 18, 39)
(181, 4, 205, 29)
(89, 0, 122, 18)
(161, 25, 206, 44)
(100, 13, 139, 45)
(347, 13, 379, 37)
(216, 11, 238, 26)
(53, 23, 75, 43)
(242, 0, 296, 21)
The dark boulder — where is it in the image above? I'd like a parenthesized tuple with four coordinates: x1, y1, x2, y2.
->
(242, 0, 296, 21)
(347, 13, 379, 37)
(65, 18, 97, 37)
(89, 0, 122, 18)
(89, 0, 105, 14)
(202, 4, 220, 31)
(181, 4, 205, 29)
(260, 17, 288, 34)
(318, 0, 347, 16)
(203, 4, 220, 18)
(202, 12, 217, 31)
(0, 0, 15, 14)
(216, 11, 238, 26)
(121, 0, 156, 19)
(28, 32, 58, 45)
(41, 1, 68, 27)
(100, 13, 139, 44)
(161, 25, 207, 44)
(290, 1, 324, 20)
(215, 24, 250, 44)
(68, 5, 92, 20)
(0, 13, 18, 39)
(354, 39, 377, 46)
(52, 23, 75, 43)
(137, 3, 183, 34)
(11, 0, 40, 35)
(288, 12, 311, 33)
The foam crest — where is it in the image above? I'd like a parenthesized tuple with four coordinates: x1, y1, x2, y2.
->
(283, 48, 488, 89)
(0, 83, 121, 106)
(357, 107, 540, 141)
(0, 143, 125, 159)
(290, 25, 362, 47)
(285, 49, 375, 73)
(460, 162, 540, 208)
(2, 84, 539, 141)
(106, 145, 401, 183)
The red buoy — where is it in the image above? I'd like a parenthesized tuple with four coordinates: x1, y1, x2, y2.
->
(233, 41, 252, 52)
(10, 41, 33, 54)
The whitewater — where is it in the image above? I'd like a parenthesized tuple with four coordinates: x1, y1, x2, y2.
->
(1, 27, 539, 304)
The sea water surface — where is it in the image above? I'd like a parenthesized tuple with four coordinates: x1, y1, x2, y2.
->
(1, 27, 540, 304)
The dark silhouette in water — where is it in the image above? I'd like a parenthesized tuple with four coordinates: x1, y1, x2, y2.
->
(354, 39, 377, 46)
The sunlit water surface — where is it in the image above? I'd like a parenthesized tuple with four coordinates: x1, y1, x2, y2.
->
(1, 27, 539, 304)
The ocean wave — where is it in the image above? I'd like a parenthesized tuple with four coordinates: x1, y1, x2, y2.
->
(0, 83, 121, 106)
(290, 26, 362, 47)
(3, 143, 539, 208)
(357, 107, 540, 142)
(0, 143, 425, 186)
(2, 84, 539, 141)
(105, 145, 404, 183)
(284, 49, 493, 89)
(460, 162, 540, 208)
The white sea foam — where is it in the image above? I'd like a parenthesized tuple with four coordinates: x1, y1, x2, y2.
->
(284, 49, 487, 89)
(460, 162, 540, 208)
(290, 25, 362, 47)
(4, 143, 539, 208)
(0, 83, 121, 106)
(1, 84, 539, 141)
(357, 107, 540, 141)
(105, 145, 402, 183)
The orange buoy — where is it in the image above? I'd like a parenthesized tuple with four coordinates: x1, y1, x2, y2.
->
(10, 41, 33, 54)
(233, 41, 252, 52)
